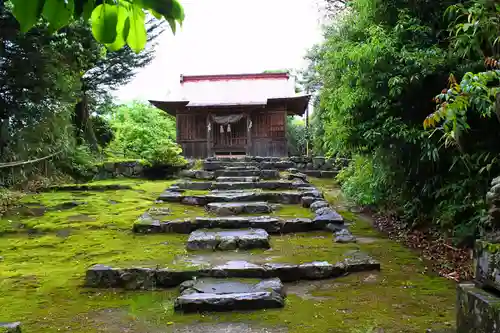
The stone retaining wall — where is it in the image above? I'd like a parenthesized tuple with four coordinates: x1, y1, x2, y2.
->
(457, 175, 500, 332)
(93, 160, 187, 180)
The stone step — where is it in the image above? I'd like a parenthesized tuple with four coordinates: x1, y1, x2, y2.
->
(204, 161, 260, 171)
(173, 180, 306, 191)
(186, 229, 271, 251)
(206, 202, 273, 216)
(214, 169, 280, 179)
(175, 278, 285, 313)
(134, 215, 338, 234)
(85, 255, 381, 289)
(158, 190, 305, 205)
(216, 176, 260, 183)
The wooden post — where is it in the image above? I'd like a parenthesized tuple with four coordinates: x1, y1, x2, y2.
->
(305, 102, 309, 157)
(246, 111, 252, 156)
(206, 113, 212, 157)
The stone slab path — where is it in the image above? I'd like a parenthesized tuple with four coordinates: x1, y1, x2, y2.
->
(86, 157, 380, 314)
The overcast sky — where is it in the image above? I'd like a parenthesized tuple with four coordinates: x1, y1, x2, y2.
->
(114, 0, 325, 102)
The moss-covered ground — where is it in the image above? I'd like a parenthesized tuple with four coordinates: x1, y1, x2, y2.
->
(0, 178, 456, 332)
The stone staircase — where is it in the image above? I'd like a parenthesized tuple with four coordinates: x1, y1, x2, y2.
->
(85, 157, 381, 314)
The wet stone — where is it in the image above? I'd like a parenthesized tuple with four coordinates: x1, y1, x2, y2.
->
(310, 200, 329, 211)
(194, 216, 281, 233)
(133, 213, 163, 233)
(287, 172, 308, 182)
(301, 196, 317, 208)
(215, 170, 260, 177)
(313, 209, 344, 228)
(0, 322, 21, 333)
(474, 240, 500, 292)
(179, 278, 285, 297)
(175, 182, 213, 190)
(195, 170, 215, 180)
(326, 222, 347, 233)
(457, 283, 500, 333)
(216, 176, 260, 183)
(260, 170, 280, 180)
(334, 229, 356, 243)
(186, 229, 271, 251)
(301, 189, 323, 198)
(174, 290, 285, 313)
(315, 206, 335, 216)
(157, 191, 183, 202)
(85, 264, 121, 288)
(211, 261, 267, 278)
(206, 202, 273, 216)
(343, 252, 380, 273)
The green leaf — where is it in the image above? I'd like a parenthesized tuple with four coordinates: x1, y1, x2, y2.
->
(167, 17, 176, 34)
(126, 5, 147, 53)
(172, 0, 184, 22)
(42, 0, 75, 32)
(149, 8, 163, 19)
(11, 0, 45, 32)
(91, 4, 119, 44)
(83, 0, 96, 21)
(105, 5, 130, 51)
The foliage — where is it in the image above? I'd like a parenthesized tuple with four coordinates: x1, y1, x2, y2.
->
(0, 4, 163, 186)
(306, 0, 494, 243)
(107, 101, 184, 165)
(9, 0, 184, 52)
(286, 116, 307, 156)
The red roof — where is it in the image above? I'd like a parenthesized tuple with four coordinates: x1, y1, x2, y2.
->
(180, 72, 290, 83)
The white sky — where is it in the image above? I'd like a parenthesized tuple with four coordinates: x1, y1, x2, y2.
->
(115, 0, 325, 102)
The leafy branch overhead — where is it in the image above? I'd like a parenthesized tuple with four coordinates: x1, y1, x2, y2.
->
(9, 0, 184, 53)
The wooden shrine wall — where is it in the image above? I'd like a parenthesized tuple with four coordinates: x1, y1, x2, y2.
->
(250, 108, 287, 157)
(176, 113, 208, 158)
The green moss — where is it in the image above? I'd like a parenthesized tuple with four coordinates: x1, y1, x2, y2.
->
(0, 178, 457, 332)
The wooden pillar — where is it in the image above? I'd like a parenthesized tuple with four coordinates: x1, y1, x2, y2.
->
(206, 112, 212, 157)
(246, 111, 252, 156)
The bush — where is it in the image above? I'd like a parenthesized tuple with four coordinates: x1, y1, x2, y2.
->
(107, 101, 185, 166)
(286, 116, 307, 156)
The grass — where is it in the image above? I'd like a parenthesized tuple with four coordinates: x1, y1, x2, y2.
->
(0, 177, 457, 332)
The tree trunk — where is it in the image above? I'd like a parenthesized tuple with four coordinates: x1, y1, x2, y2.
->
(74, 92, 98, 152)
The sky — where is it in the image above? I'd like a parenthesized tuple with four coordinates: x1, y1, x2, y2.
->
(114, 0, 326, 102)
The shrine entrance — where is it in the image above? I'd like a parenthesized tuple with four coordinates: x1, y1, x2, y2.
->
(210, 114, 249, 156)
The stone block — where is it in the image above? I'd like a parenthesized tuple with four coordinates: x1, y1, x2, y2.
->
(186, 229, 271, 251)
(174, 290, 284, 313)
(206, 202, 273, 216)
(85, 264, 121, 288)
(334, 229, 356, 243)
(475, 240, 500, 292)
(260, 169, 280, 180)
(457, 283, 500, 333)
(0, 322, 21, 333)
(301, 196, 316, 208)
(310, 200, 329, 211)
(216, 176, 259, 183)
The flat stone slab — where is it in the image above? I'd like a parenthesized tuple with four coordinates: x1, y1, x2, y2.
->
(85, 255, 380, 289)
(216, 176, 260, 183)
(133, 215, 330, 234)
(187, 229, 270, 251)
(475, 240, 500, 292)
(175, 278, 285, 312)
(215, 170, 261, 177)
(204, 161, 260, 171)
(457, 283, 500, 333)
(171, 191, 304, 206)
(206, 202, 273, 216)
(0, 322, 21, 333)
